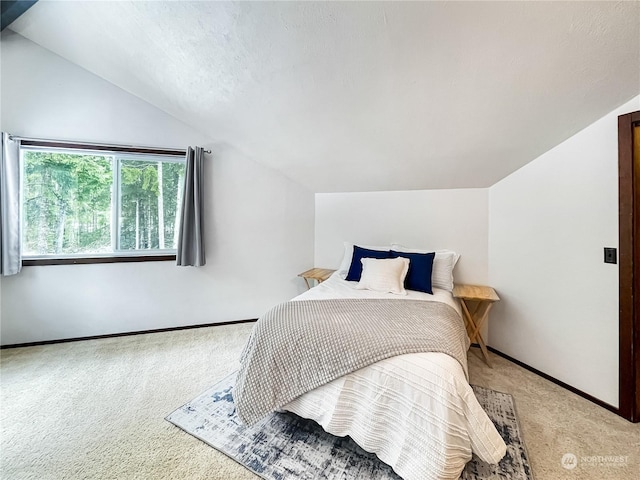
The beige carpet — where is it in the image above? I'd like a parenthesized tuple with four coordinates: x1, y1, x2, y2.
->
(1, 323, 638, 480)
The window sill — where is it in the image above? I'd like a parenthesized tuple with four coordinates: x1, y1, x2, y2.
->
(22, 255, 176, 266)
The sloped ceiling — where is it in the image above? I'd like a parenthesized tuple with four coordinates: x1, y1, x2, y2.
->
(7, 1, 640, 193)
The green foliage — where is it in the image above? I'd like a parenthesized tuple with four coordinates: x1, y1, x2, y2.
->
(22, 151, 185, 256)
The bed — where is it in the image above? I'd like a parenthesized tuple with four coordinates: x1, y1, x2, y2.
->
(233, 245, 506, 480)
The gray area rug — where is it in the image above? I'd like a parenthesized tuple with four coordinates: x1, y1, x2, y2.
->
(166, 373, 532, 480)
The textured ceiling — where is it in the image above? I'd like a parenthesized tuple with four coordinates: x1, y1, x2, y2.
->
(8, 1, 640, 193)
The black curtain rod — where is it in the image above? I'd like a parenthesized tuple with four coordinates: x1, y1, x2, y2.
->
(10, 135, 211, 156)
(10, 135, 193, 157)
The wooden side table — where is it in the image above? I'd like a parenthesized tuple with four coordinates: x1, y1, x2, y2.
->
(452, 284, 500, 367)
(298, 268, 336, 290)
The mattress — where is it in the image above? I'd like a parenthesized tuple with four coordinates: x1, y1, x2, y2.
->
(283, 273, 506, 480)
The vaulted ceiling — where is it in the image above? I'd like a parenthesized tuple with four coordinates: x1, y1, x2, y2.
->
(7, 1, 640, 193)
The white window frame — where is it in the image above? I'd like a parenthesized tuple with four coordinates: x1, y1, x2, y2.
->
(18, 141, 186, 265)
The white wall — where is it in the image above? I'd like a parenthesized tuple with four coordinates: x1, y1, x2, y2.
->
(489, 96, 640, 408)
(315, 189, 489, 286)
(0, 32, 314, 345)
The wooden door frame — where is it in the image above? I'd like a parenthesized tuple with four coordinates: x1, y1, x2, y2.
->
(618, 110, 640, 422)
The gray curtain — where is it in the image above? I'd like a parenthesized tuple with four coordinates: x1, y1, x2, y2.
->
(176, 146, 206, 266)
(0, 133, 22, 276)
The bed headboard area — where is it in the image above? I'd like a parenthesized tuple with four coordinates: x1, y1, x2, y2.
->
(314, 188, 489, 286)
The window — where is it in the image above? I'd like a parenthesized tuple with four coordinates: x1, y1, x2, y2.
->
(20, 142, 186, 263)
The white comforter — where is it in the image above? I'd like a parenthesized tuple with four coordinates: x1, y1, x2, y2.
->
(284, 273, 506, 480)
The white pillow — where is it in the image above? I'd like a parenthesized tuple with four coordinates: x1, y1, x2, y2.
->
(390, 243, 460, 292)
(356, 257, 410, 295)
(337, 242, 389, 277)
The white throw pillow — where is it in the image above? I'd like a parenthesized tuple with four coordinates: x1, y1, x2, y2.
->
(356, 257, 410, 295)
(390, 243, 460, 292)
(337, 242, 389, 277)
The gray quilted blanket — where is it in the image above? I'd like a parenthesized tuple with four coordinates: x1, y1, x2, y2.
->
(233, 298, 469, 425)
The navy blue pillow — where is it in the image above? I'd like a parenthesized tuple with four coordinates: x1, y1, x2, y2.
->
(390, 250, 435, 294)
(345, 246, 391, 282)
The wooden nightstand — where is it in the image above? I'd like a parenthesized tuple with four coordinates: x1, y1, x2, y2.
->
(452, 284, 500, 367)
(298, 268, 336, 290)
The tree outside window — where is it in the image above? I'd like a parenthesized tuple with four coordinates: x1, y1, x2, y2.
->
(22, 149, 185, 258)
